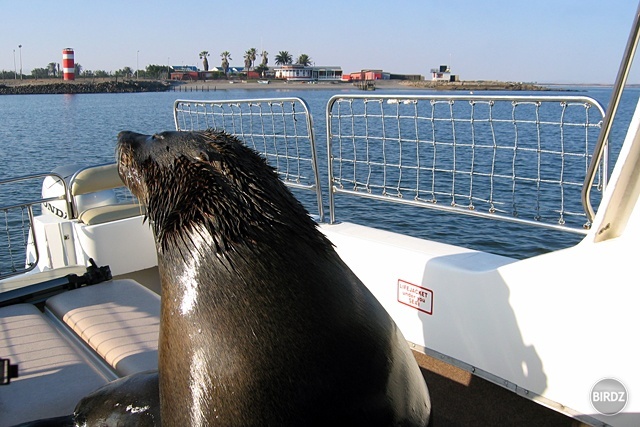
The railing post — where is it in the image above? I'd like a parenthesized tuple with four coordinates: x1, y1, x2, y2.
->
(582, 2, 640, 224)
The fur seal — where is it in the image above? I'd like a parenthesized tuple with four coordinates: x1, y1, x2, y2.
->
(115, 128, 431, 426)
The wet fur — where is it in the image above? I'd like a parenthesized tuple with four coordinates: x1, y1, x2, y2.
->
(117, 129, 327, 260)
(113, 129, 431, 426)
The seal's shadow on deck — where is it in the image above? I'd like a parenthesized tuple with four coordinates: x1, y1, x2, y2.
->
(416, 252, 572, 426)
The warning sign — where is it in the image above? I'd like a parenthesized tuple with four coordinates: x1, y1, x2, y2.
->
(397, 279, 433, 314)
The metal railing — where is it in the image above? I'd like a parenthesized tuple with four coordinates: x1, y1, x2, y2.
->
(583, 2, 640, 225)
(0, 173, 69, 280)
(173, 97, 324, 221)
(326, 94, 607, 233)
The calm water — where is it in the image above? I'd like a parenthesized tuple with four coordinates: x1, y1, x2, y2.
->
(1, 85, 639, 262)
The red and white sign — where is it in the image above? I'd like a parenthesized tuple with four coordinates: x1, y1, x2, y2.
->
(397, 279, 433, 314)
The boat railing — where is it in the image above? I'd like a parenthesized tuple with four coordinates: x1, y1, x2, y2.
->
(173, 97, 324, 221)
(0, 172, 70, 280)
(326, 94, 607, 234)
(582, 2, 640, 229)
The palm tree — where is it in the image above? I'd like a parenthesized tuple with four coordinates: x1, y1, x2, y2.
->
(220, 51, 232, 77)
(260, 50, 268, 67)
(255, 63, 268, 78)
(244, 50, 252, 71)
(296, 54, 312, 66)
(47, 62, 58, 78)
(120, 66, 133, 79)
(248, 48, 257, 69)
(275, 51, 293, 65)
(199, 51, 210, 71)
(244, 48, 257, 71)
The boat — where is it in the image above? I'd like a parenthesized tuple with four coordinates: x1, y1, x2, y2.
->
(257, 79, 270, 84)
(2, 6, 640, 427)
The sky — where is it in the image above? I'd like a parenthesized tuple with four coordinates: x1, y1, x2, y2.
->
(1, 0, 639, 84)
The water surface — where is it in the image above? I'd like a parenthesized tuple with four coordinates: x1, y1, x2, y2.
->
(1, 85, 638, 261)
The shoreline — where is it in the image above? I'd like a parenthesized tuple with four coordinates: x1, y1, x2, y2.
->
(0, 78, 556, 95)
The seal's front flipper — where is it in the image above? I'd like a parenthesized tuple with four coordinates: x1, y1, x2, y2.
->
(11, 371, 159, 427)
(74, 370, 160, 427)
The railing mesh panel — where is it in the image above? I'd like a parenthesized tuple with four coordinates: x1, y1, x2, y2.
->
(327, 95, 606, 232)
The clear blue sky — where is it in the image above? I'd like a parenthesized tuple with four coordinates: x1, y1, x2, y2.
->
(1, 0, 638, 84)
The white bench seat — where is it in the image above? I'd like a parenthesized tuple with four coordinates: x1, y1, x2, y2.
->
(0, 304, 109, 425)
(46, 279, 160, 376)
(78, 202, 146, 225)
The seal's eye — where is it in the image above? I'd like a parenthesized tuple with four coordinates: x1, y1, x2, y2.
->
(196, 151, 209, 162)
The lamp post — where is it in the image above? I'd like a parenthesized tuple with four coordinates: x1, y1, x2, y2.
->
(136, 50, 139, 80)
(13, 49, 16, 79)
(18, 45, 22, 80)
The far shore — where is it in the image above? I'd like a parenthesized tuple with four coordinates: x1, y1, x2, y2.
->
(169, 79, 552, 91)
(0, 77, 556, 95)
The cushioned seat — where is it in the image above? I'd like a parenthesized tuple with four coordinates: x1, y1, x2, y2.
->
(0, 304, 108, 425)
(46, 279, 160, 376)
(69, 163, 145, 225)
(78, 203, 146, 225)
(70, 163, 124, 197)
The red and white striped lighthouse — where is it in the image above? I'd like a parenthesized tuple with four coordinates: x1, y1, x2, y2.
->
(62, 48, 75, 80)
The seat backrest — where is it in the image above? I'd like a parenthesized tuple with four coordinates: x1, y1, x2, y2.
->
(70, 163, 123, 197)
(69, 163, 145, 223)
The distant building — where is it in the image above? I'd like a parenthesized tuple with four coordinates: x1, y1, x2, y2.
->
(388, 73, 423, 81)
(209, 66, 246, 74)
(342, 70, 389, 82)
(275, 64, 311, 81)
(169, 65, 199, 80)
(170, 65, 260, 80)
(430, 65, 458, 82)
(274, 65, 342, 81)
(172, 65, 198, 72)
(209, 67, 261, 79)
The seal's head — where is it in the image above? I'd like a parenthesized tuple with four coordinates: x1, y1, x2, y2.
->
(116, 129, 326, 258)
